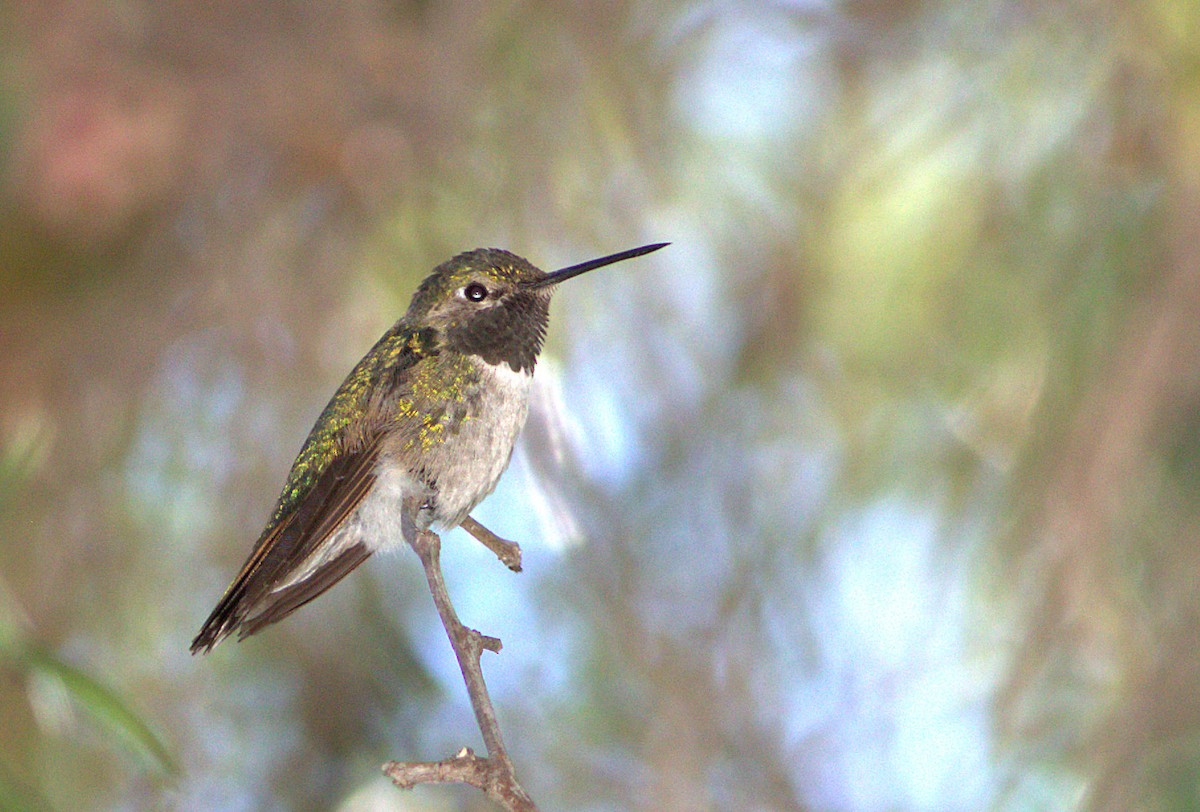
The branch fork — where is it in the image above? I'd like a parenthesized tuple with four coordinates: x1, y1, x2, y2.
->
(384, 526, 537, 811)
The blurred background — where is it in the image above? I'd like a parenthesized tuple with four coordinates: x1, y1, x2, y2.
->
(1, 1, 1198, 810)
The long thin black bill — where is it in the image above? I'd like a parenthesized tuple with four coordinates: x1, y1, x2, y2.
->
(528, 242, 669, 290)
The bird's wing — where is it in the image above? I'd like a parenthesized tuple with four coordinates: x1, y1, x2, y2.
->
(191, 325, 437, 653)
(189, 434, 381, 653)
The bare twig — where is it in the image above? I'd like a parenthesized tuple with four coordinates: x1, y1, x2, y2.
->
(461, 515, 523, 572)
(384, 527, 537, 811)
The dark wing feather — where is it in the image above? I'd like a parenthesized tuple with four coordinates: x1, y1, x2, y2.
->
(235, 543, 372, 640)
(189, 437, 381, 653)
(191, 324, 438, 654)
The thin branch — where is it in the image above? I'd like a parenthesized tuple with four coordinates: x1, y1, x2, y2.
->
(461, 515, 523, 572)
(385, 527, 537, 811)
(385, 747, 536, 810)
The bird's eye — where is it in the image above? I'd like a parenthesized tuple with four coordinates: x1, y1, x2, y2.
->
(464, 283, 489, 302)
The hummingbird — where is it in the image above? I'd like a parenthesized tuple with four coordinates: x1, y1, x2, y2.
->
(191, 242, 667, 653)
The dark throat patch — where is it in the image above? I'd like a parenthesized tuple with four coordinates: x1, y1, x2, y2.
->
(446, 291, 549, 372)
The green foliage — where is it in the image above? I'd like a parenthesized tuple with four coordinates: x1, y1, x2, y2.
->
(13, 644, 178, 779)
(0, 584, 178, 809)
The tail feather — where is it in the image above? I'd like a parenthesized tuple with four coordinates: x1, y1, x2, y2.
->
(238, 543, 372, 640)
(190, 542, 372, 653)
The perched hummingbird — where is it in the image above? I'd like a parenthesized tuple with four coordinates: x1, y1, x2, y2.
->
(191, 242, 667, 653)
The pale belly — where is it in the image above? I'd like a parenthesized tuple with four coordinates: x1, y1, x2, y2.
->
(421, 359, 533, 528)
(273, 359, 533, 589)
(364, 358, 532, 549)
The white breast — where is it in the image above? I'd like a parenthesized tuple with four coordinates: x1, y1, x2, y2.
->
(428, 359, 534, 528)
(275, 359, 536, 584)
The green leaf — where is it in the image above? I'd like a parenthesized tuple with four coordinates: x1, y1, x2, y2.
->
(21, 645, 180, 778)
